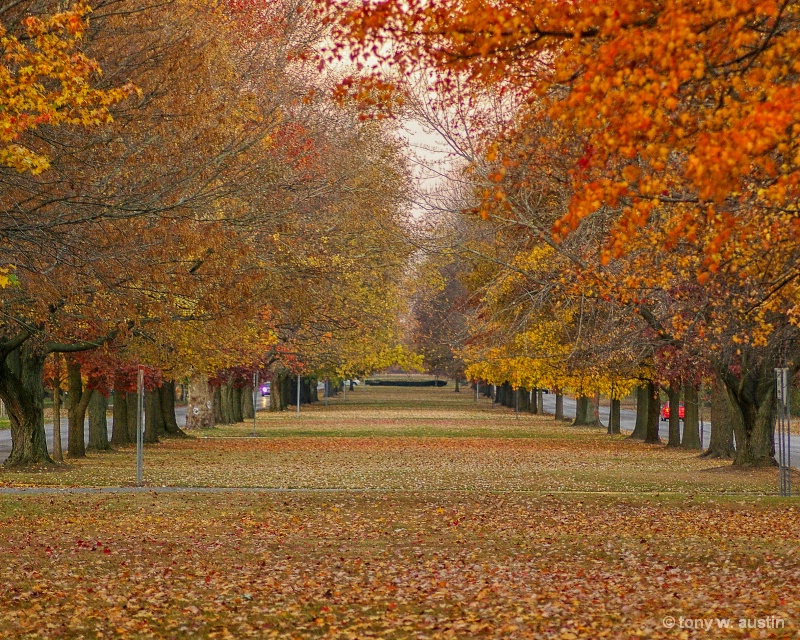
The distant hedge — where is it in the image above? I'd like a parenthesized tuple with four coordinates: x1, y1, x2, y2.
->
(365, 380, 448, 387)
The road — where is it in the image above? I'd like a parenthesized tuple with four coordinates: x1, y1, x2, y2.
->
(539, 392, 799, 467)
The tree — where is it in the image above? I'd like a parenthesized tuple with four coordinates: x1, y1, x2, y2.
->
(328, 0, 800, 466)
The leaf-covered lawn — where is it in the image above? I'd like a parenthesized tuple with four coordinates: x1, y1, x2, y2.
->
(0, 492, 797, 638)
(0, 386, 787, 494)
(1, 386, 798, 637)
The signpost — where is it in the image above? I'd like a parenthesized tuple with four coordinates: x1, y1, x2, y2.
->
(297, 373, 301, 416)
(136, 365, 144, 486)
(253, 370, 258, 437)
(775, 367, 792, 497)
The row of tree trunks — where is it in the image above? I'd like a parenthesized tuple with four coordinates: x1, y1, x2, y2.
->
(109, 381, 185, 444)
(270, 374, 291, 412)
(266, 374, 320, 412)
(213, 378, 247, 425)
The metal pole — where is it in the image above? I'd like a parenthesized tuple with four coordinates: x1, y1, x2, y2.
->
(136, 366, 144, 486)
(253, 371, 258, 437)
(776, 367, 790, 496)
(296, 374, 301, 416)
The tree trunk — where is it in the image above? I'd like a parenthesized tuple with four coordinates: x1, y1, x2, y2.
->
(555, 393, 564, 420)
(537, 389, 544, 414)
(125, 392, 138, 443)
(231, 385, 244, 423)
(213, 384, 223, 423)
(454, 378, 460, 392)
(518, 388, 530, 412)
(531, 388, 538, 414)
(144, 389, 161, 443)
(681, 383, 702, 450)
(52, 355, 64, 462)
(703, 377, 735, 459)
(667, 380, 681, 448)
(0, 344, 52, 466)
(270, 373, 290, 411)
(186, 375, 214, 429)
(242, 385, 255, 420)
(66, 358, 93, 458)
(573, 395, 601, 426)
(111, 389, 130, 445)
(723, 361, 776, 467)
(284, 375, 294, 409)
(645, 381, 661, 443)
(630, 385, 648, 440)
(159, 381, 185, 437)
(572, 396, 589, 425)
(593, 391, 603, 427)
(87, 392, 110, 451)
(608, 398, 621, 434)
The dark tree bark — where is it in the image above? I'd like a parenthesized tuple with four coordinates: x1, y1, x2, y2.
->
(682, 383, 701, 448)
(722, 360, 776, 467)
(573, 395, 601, 426)
(667, 380, 682, 448)
(681, 384, 702, 450)
(66, 358, 93, 458)
(503, 382, 514, 407)
(270, 373, 289, 411)
(572, 396, 589, 425)
(630, 385, 648, 440)
(212, 386, 226, 424)
(518, 388, 530, 412)
(454, 378, 460, 392)
(555, 393, 564, 420)
(144, 389, 161, 443)
(159, 381, 186, 437)
(0, 344, 52, 466)
(241, 385, 255, 420)
(125, 392, 138, 443)
(644, 381, 662, 443)
(537, 389, 544, 414)
(87, 392, 110, 451)
(231, 385, 244, 423)
(111, 389, 130, 445)
(530, 388, 538, 414)
(703, 377, 735, 459)
(608, 398, 621, 434)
